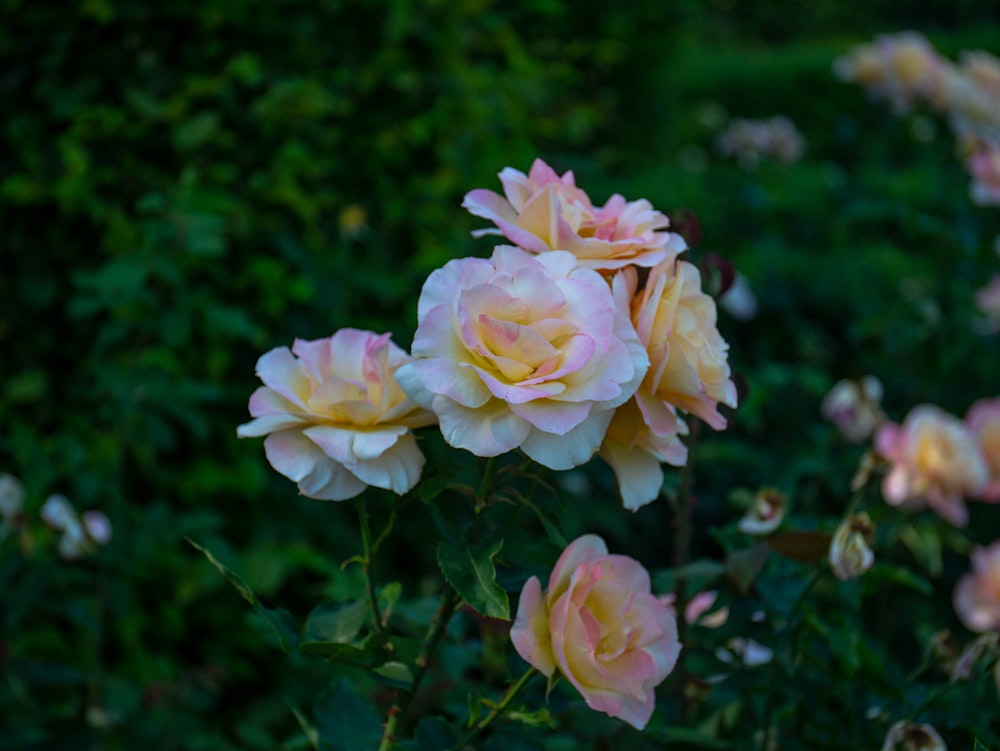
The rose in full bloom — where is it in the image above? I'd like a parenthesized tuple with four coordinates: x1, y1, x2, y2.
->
(875, 404, 989, 526)
(828, 512, 875, 580)
(966, 397, 1000, 500)
(821, 376, 886, 442)
(462, 159, 687, 272)
(396, 246, 647, 469)
(510, 534, 681, 730)
(954, 540, 1000, 632)
(237, 329, 436, 501)
(596, 258, 736, 509)
(622, 258, 738, 430)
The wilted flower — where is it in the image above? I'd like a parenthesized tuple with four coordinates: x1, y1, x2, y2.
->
(966, 140, 1000, 206)
(834, 32, 945, 113)
(875, 404, 988, 526)
(829, 512, 875, 580)
(880, 721, 947, 751)
(40, 494, 112, 560)
(954, 540, 1000, 633)
(510, 534, 681, 730)
(821, 376, 885, 442)
(966, 397, 1000, 500)
(715, 116, 805, 169)
(397, 246, 647, 469)
(237, 329, 436, 501)
(738, 488, 786, 535)
(462, 159, 687, 272)
(950, 632, 999, 681)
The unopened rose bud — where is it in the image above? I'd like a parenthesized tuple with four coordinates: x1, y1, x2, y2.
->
(880, 720, 947, 751)
(738, 488, 786, 536)
(829, 513, 875, 580)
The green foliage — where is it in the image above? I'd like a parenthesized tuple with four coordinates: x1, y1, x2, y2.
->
(4, 0, 1000, 749)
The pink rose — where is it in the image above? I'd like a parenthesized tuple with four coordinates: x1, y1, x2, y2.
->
(397, 246, 647, 469)
(967, 397, 1000, 501)
(954, 540, 1000, 633)
(510, 535, 681, 730)
(834, 32, 945, 114)
(967, 140, 1000, 206)
(462, 159, 686, 272)
(597, 258, 736, 510)
(875, 404, 989, 526)
(237, 329, 436, 501)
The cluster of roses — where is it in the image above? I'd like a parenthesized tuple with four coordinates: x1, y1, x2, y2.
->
(836, 32, 1000, 332)
(238, 159, 740, 729)
(714, 115, 806, 170)
(238, 158, 737, 512)
(822, 380, 1000, 637)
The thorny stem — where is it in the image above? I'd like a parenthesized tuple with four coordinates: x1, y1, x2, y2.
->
(378, 587, 462, 751)
(445, 666, 537, 751)
(761, 567, 826, 746)
(673, 418, 700, 724)
(356, 499, 385, 636)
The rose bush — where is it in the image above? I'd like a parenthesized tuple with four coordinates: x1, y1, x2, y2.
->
(237, 329, 436, 500)
(510, 534, 681, 730)
(462, 158, 687, 272)
(396, 245, 648, 469)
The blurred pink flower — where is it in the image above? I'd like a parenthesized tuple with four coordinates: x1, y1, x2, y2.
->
(967, 140, 1000, 206)
(875, 405, 988, 526)
(510, 534, 681, 730)
(397, 246, 647, 469)
(955, 540, 1000, 633)
(715, 116, 805, 169)
(238, 329, 436, 501)
(821, 376, 885, 443)
(462, 159, 686, 272)
(661, 590, 730, 628)
(973, 274, 1000, 334)
(966, 397, 1000, 501)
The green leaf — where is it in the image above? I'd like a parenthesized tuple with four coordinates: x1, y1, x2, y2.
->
(304, 600, 367, 644)
(187, 538, 299, 652)
(975, 740, 991, 751)
(768, 531, 832, 562)
(865, 563, 932, 596)
(900, 522, 943, 576)
(725, 543, 770, 595)
(370, 661, 413, 690)
(315, 678, 381, 751)
(437, 537, 510, 620)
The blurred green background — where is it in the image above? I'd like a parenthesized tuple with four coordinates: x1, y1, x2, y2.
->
(3, 0, 1000, 748)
